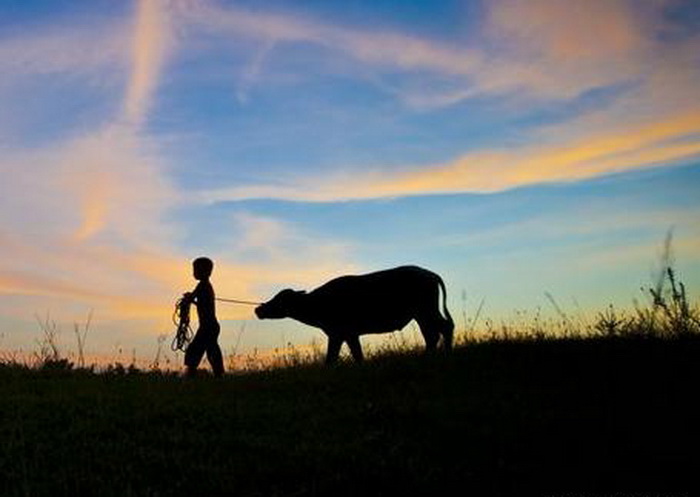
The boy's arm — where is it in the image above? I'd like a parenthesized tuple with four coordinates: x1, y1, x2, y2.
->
(183, 282, 203, 305)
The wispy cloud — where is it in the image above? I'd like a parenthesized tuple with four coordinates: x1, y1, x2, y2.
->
(180, 0, 696, 107)
(123, 0, 174, 124)
(235, 39, 276, 104)
(197, 109, 700, 202)
(0, 23, 126, 81)
(183, 0, 481, 74)
(179, 0, 482, 106)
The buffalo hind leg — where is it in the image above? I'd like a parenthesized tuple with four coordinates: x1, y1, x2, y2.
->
(417, 320, 440, 353)
(346, 335, 364, 363)
(325, 335, 342, 365)
(417, 317, 444, 353)
(439, 317, 454, 351)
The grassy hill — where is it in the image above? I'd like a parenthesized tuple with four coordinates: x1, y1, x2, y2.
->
(1, 331, 698, 496)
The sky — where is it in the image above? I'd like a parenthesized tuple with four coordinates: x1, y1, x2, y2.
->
(1, 0, 699, 365)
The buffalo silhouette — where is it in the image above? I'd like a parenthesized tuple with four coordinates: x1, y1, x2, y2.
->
(255, 265, 454, 364)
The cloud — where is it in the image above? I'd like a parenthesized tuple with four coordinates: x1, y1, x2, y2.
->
(472, 0, 668, 98)
(0, 1, 176, 126)
(484, 0, 651, 61)
(0, 23, 126, 81)
(0, 124, 186, 328)
(0, 210, 358, 325)
(179, 0, 700, 203)
(179, 0, 482, 105)
(0, 14, 129, 140)
(0, 124, 178, 245)
(227, 211, 356, 274)
(0, 1, 180, 326)
(179, 0, 692, 107)
(0, 1, 359, 338)
(235, 38, 277, 104)
(196, 108, 700, 203)
(123, 0, 175, 124)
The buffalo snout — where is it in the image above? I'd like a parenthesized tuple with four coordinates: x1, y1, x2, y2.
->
(254, 304, 265, 319)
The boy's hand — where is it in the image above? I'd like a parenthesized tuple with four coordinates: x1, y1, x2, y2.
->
(182, 292, 193, 303)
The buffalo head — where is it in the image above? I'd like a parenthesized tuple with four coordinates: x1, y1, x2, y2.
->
(255, 289, 306, 319)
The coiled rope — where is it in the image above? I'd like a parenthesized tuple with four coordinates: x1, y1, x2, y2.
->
(171, 296, 193, 352)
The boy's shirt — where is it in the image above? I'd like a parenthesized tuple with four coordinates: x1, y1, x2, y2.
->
(193, 280, 218, 327)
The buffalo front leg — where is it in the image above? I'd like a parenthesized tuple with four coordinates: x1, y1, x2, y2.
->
(325, 335, 342, 365)
(346, 335, 364, 363)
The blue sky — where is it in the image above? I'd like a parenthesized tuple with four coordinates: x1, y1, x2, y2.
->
(1, 0, 699, 364)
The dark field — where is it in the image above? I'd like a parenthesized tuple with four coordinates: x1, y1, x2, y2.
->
(1, 333, 698, 496)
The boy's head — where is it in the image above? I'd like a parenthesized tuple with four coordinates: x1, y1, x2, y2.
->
(192, 257, 214, 280)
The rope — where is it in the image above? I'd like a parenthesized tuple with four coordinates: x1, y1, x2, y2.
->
(171, 296, 193, 352)
(216, 297, 261, 306)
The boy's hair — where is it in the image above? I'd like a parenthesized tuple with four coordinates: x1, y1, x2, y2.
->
(193, 257, 214, 277)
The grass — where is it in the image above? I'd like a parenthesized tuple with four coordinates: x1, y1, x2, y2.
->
(1, 333, 698, 496)
(1, 266, 699, 496)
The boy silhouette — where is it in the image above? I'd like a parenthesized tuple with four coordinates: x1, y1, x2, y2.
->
(183, 257, 224, 377)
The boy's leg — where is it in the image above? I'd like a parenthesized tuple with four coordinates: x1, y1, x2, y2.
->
(184, 329, 207, 374)
(205, 324, 224, 377)
(206, 343, 225, 377)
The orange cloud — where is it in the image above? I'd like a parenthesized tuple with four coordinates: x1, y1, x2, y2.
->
(199, 109, 700, 202)
(74, 172, 112, 242)
(0, 204, 357, 327)
(350, 110, 700, 196)
(485, 0, 651, 61)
